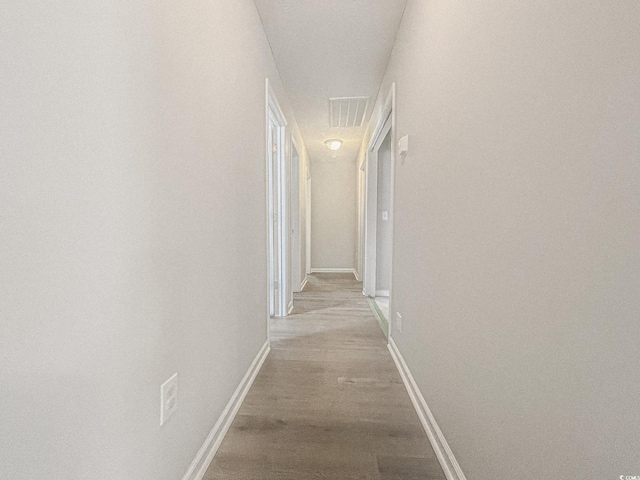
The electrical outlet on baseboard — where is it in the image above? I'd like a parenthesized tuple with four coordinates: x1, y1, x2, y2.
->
(396, 312, 403, 333)
(160, 373, 178, 426)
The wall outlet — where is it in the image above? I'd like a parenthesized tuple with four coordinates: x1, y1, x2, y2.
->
(396, 312, 403, 333)
(160, 373, 178, 426)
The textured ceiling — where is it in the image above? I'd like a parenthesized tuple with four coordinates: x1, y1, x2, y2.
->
(253, 0, 408, 164)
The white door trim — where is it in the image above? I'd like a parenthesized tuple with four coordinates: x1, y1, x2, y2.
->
(363, 146, 378, 297)
(290, 137, 302, 293)
(357, 151, 366, 283)
(364, 84, 394, 294)
(266, 79, 289, 319)
(364, 83, 396, 339)
(305, 168, 311, 276)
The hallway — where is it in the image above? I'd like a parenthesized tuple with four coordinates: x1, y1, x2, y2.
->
(3, 1, 640, 479)
(205, 274, 444, 480)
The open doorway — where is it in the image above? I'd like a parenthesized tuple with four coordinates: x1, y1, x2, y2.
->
(364, 84, 395, 337)
(374, 128, 392, 319)
(266, 80, 289, 318)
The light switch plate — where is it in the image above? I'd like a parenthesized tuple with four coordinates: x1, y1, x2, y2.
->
(160, 373, 178, 426)
(398, 135, 409, 156)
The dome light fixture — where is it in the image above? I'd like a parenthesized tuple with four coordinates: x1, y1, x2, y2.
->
(325, 139, 343, 151)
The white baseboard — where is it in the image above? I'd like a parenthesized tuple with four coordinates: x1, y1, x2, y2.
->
(181, 340, 271, 480)
(353, 270, 361, 281)
(310, 268, 354, 273)
(287, 300, 294, 314)
(375, 290, 390, 297)
(299, 276, 308, 291)
(387, 338, 467, 480)
(310, 268, 358, 280)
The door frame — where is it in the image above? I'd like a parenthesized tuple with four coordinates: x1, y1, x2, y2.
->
(363, 83, 396, 336)
(305, 168, 311, 277)
(366, 114, 392, 296)
(290, 137, 302, 295)
(265, 79, 289, 319)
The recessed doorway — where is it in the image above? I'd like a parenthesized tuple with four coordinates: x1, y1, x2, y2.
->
(364, 84, 395, 337)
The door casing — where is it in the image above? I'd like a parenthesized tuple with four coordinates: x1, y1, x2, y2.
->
(363, 83, 396, 337)
(266, 79, 289, 319)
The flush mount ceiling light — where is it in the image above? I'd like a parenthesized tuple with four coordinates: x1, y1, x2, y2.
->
(325, 139, 343, 151)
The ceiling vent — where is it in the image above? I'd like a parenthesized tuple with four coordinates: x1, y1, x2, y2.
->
(329, 96, 369, 128)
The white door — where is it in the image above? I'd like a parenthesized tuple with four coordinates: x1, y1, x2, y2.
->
(267, 90, 289, 318)
(268, 116, 279, 317)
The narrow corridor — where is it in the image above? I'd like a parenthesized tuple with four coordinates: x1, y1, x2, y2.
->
(204, 274, 445, 480)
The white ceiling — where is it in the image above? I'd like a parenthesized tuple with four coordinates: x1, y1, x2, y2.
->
(253, 0, 408, 164)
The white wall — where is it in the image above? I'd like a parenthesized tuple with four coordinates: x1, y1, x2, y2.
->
(368, 0, 640, 478)
(0, 1, 306, 479)
(310, 158, 358, 270)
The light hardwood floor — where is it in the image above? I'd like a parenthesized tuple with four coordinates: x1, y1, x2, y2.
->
(204, 273, 445, 480)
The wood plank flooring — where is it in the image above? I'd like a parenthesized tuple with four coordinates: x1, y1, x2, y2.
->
(204, 273, 445, 480)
